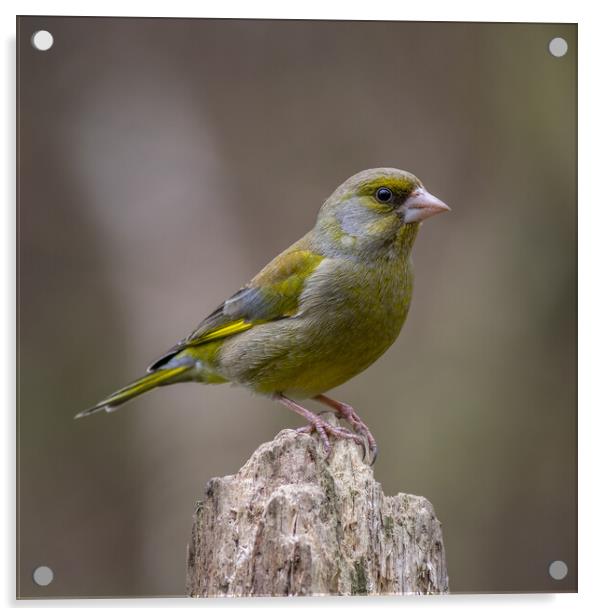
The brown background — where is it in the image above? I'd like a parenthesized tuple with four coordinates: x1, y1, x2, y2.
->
(17, 17, 577, 597)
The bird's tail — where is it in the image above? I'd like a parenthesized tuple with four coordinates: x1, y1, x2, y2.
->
(74, 364, 191, 419)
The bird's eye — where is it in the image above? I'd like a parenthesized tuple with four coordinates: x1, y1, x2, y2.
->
(375, 187, 393, 203)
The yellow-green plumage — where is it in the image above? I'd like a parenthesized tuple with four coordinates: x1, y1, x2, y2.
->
(214, 226, 416, 397)
(76, 167, 449, 450)
(74, 365, 190, 417)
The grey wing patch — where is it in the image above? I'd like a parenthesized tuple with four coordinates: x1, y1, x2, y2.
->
(184, 287, 268, 342)
(145, 287, 268, 372)
(221, 287, 276, 321)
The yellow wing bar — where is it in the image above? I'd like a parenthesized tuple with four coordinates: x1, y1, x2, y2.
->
(192, 318, 254, 345)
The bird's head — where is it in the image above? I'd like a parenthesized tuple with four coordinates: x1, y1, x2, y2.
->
(314, 168, 450, 258)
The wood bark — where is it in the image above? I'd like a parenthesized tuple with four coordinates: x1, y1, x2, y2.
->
(186, 414, 449, 597)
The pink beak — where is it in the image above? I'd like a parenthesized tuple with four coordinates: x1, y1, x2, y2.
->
(403, 187, 451, 223)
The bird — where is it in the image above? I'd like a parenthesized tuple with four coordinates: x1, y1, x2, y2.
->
(75, 168, 449, 463)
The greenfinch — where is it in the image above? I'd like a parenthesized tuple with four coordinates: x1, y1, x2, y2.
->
(76, 168, 449, 462)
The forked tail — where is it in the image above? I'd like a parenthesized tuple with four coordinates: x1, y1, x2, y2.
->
(74, 365, 191, 419)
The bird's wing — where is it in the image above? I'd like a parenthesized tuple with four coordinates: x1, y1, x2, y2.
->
(147, 247, 324, 371)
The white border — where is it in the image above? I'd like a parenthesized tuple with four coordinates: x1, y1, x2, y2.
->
(0, 0, 588, 22)
(3, 1, 600, 614)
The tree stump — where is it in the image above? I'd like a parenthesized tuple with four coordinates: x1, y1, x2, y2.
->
(186, 414, 449, 597)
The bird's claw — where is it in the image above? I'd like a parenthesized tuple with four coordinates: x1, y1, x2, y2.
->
(328, 402, 378, 465)
(310, 395, 379, 465)
(295, 418, 364, 460)
(367, 440, 378, 466)
(356, 427, 378, 466)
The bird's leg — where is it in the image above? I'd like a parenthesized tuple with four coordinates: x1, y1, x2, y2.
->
(313, 394, 378, 464)
(274, 394, 364, 459)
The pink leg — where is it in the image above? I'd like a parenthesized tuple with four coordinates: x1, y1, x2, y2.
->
(314, 394, 378, 464)
(274, 394, 364, 459)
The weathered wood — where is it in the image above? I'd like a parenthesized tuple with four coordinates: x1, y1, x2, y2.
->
(186, 414, 449, 597)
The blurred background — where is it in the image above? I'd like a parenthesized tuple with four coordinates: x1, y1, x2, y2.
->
(17, 17, 576, 596)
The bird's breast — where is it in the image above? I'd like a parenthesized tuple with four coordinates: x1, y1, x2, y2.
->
(217, 256, 414, 397)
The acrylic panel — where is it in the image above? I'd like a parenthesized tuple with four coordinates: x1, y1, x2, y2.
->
(17, 16, 577, 598)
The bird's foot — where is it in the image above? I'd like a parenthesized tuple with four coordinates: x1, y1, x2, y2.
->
(314, 394, 378, 465)
(294, 418, 364, 459)
(275, 394, 364, 460)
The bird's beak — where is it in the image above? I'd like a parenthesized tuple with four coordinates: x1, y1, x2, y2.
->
(402, 187, 451, 223)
